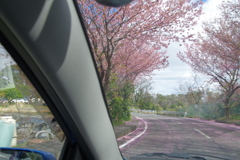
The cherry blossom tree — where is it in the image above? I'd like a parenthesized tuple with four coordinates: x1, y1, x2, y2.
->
(178, 0, 240, 119)
(77, 0, 203, 91)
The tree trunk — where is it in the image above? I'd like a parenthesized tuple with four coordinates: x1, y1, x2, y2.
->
(103, 63, 112, 92)
(225, 107, 230, 119)
(224, 97, 230, 119)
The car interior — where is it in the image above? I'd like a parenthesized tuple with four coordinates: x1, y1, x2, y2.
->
(0, 0, 125, 159)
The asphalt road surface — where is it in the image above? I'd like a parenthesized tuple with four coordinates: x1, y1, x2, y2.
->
(119, 113, 240, 160)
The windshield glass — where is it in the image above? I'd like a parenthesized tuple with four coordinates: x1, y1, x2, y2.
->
(76, 0, 240, 159)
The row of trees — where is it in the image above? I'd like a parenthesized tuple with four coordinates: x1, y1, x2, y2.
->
(78, 0, 202, 91)
(178, 0, 240, 119)
(78, 0, 240, 122)
(78, 0, 203, 124)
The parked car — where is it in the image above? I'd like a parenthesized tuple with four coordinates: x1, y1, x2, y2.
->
(11, 98, 28, 103)
(23, 98, 29, 103)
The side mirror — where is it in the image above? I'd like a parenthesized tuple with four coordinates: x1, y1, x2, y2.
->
(0, 148, 56, 160)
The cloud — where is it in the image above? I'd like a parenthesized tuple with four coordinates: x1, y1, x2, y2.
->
(150, 0, 227, 95)
(150, 42, 194, 95)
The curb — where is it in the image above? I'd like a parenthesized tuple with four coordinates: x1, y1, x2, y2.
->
(119, 117, 147, 149)
(113, 117, 139, 139)
(114, 125, 137, 139)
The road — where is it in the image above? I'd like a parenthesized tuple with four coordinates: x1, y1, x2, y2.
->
(119, 113, 240, 159)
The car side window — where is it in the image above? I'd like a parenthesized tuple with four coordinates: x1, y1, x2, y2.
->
(0, 43, 65, 159)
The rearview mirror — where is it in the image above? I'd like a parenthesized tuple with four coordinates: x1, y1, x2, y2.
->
(96, 0, 134, 7)
(0, 148, 56, 160)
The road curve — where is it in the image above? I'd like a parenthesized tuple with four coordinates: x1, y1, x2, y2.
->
(119, 113, 240, 159)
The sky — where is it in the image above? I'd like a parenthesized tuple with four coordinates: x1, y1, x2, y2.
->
(149, 0, 224, 95)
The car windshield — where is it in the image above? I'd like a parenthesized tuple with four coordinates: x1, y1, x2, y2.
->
(76, 0, 240, 159)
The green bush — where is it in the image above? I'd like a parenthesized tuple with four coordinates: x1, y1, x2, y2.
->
(179, 103, 225, 120)
(109, 97, 131, 126)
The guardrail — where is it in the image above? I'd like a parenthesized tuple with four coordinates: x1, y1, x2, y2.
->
(130, 109, 155, 113)
(159, 111, 187, 117)
(130, 109, 187, 117)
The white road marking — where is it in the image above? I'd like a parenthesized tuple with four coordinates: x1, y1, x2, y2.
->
(119, 117, 147, 149)
(194, 128, 211, 139)
(172, 120, 182, 124)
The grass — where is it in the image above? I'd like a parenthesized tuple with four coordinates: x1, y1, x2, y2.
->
(112, 120, 125, 126)
(0, 104, 52, 115)
(231, 115, 240, 120)
(112, 116, 134, 126)
(187, 116, 197, 118)
(216, 116, 240, 126)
